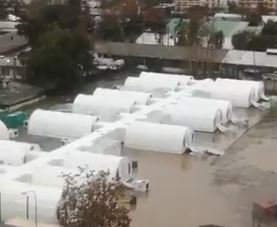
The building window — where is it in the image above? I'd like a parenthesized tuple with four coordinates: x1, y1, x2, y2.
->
(1, 67, 10, 76)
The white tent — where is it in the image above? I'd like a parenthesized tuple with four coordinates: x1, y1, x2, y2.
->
(123, 76, 178, 95)
(140, 71, 193, 86)
(176, 96, 236, 125)
(187, 82, 259, 108)
(124, 121, 193, 154)
(210, 83, 258, 108)
(93, 88, 152, 105)
(0, 120, 9, 140)
(77, 137, 122, 156)
(163, 102, 224, 132)
(73, 94, 136, 121)
(32, 165, 72, 188)
(28, 109, 99, 139)
(215, 78, 269, 101)
(0, 140, 41, 166)
(63, 151, 132, 181)
(0, 180, 62, 223)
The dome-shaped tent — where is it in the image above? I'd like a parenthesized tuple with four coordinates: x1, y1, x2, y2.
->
(163, 102, 224, 132)
(73, 94, 136, 121)
(215, 78, 269, 101)
(0, 180, 62, 223)
(93, 88, 152, 105)
(124, 121, 193, 154)
(0, 140, 41, 166)
(0, 120, 9, 140)
(28, 109, 99, 139)
(140, 71, 193, 86)
(123, 76, 178, 95)
(210, 83, 257, 108)
(63, 151, 133, 181)
(32, 165, 70, 188)
(187, 82, 257, 108)
(176, 96, 236, 125)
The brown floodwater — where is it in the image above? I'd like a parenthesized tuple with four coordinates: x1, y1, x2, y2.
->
(123, 106, 272, 227)
(126, 150, 236, 227)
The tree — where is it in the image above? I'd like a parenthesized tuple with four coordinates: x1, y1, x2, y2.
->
(227, 1, 238, 13)
(141, 0, 159, 8)
(232, 30, 254, 50)
(262, 20, 277, 35)
(0, 0, 8, 20)
(27, 26, 91, 90)
(246, 11, 262, 26)
(232, 20, 277, 50)
(209, 31, 224, 48)
(17, 0, 88, 46)
(57, 170, 131, 227)
(97, 13, 124, 41)
(143, 8, 165, 34)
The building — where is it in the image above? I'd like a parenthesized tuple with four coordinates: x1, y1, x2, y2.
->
(174, 0, 227, 12)
(47, 0, 68, 5)
(238, 0, 277, 9)
(0, 56, 25, 82)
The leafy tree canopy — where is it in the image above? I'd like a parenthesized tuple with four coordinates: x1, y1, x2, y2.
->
(57, 169, 131, 227)
(27, 26, 91, 90)
(17, 0, 89, 46)
(232, 20, 277, 50)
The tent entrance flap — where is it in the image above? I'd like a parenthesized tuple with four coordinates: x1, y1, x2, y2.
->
(261, 94, 270, 102)
(215, 118, 230, 132)
(251, 100, 271, 110)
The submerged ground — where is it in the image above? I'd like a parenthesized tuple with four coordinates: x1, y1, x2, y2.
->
(129, 104, 277, 227)
(6, 71, 277, 227)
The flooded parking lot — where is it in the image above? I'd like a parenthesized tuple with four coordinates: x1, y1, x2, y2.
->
(126, 104, 277, 227)
(10, 71, 277, 227)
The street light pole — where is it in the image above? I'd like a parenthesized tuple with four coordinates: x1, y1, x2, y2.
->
(22, 191, 38, 227)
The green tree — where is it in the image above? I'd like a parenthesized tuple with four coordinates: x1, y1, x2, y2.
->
(184, 6, 208, 45)
(232, 30, 254, 50)
(262, 20, 277, 35)
(17, 0, 88, 46)
(0, 0, 8, 20)
(143, 8, 166, 34)
(246, 11, 262, 26)
(27, 26, 91, 90)
(209, 31, 224, 48)
(227, 1, 238, 13)
(97, 13, 124, 41)
(57, 170, 131, 227)
(232, 20, 277, 50)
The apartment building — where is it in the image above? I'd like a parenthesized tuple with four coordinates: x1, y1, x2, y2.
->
(238, 0, 277, 9)
(47, 0, 68, 5)
(175, 0, 226, 12)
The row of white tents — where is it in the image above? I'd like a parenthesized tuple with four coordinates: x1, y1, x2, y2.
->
(24, 72, 271, 154)
(0, 71, 271, 224)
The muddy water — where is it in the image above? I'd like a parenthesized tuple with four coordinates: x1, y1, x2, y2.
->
(124, 149, 236, 227)
(123, 107, 271, 227)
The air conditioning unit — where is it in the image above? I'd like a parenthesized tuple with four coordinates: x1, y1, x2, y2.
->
(9, 129, 19, 138)
(132, 179, 150, 192)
